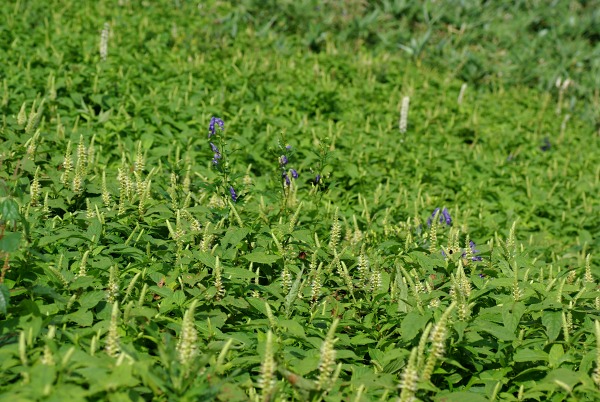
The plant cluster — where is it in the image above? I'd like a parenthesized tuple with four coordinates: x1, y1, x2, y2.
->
(0, 1, 599, 401)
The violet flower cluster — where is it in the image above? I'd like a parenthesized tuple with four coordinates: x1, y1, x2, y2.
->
(229, 186, 238, 202)
(427, 207, 452, 226)
(208, 117, 224, 138)
(210, 142, 221, 165)
(466, 240, 483, 261)
(280, 146, 299, 186)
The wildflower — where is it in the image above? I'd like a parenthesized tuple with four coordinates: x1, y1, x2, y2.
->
(210, 142, 219, 153)
(441, 208, 452, 225)
(283, 172, 291, 186)
(469, 240, 482, 261)
(427, 207, 452, 226)
(229, 186, 237, 202)
(286, 145, 292, 151)
(427, 208, 440, 226)
(279, 155, 288, 166)
(540, 137, 551, 152)
(210, 143, 222, 165)
(290, 168, 298, 179)
(208, 117, 224, 137)
(315, 174, 321, 184)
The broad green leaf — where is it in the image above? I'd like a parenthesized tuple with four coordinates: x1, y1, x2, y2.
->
(224, 266, 258, 279)
(78, 290, 106, 309)
(0, 231, 20, 252)
(542, 310, 562, 343)
(244, 251, 280, 264)
(513, 348, 548, 363)
(280, 319, 306, 338)
(221, 227, 250, 247)
(349, 333, 377, 345)
(542, 368, 583, 391)
(502, 301, 525, 333)
(401, 311, 431, 342)
(66, 309, 94, 327)
(475, 322, 516, 342)
(0, 198, 20, 222)
(548, 344, 564, 368)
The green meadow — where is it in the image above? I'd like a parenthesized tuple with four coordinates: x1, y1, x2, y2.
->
(1, 1, 599, 401)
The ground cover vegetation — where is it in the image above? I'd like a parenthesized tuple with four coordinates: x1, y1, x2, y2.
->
(0, 0, 599, 401)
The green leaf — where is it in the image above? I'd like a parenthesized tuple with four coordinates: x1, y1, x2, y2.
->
(349, 333, 377, 345)
(434, 391, 489, 402)
(0, 198, 20, 223)
(0, 284, 9, 316)
(244, 251, 280, 264)
(513, 348, 549, 363)
(280, 319, 306, 338)
(221, 227, 250, 247)
(548, 344, 564, 369)
(196, 251, 216, 268)
(224, 266, 258, 279)
(542, 368, 583, 392)
(66, 309, 94, 327)
(542, 310, 562, 343)
(78, 290, 106, 309)
(475, 322, 516, 342)
(0, 231, 21, 252)
(502, 301, 525, 333)
(401, 311, 431, 342)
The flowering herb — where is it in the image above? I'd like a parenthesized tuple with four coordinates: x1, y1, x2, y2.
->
(540, 137, 551, 152)
(279, 155, 288, 166)
(315, 174, 321, 184)
(208, 117, 224, 138)
(290, 169, 298, 179)
(229, 186, 237, 202)
(283, 172, 291, 186)
(468, 240, 483, 261)
(427, 207, 452, 226)
(442, 208, 452, 226)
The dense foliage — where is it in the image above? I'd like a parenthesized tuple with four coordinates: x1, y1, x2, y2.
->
(1, 1, 599, 401)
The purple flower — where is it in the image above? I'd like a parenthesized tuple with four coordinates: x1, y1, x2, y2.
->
(229, 186, 237, 202)
(210, 142, 219, 153)
(283, 172, 291, 186)
(469, 240, 482, 261)
(427, 208, 441, 226)
(286, 145, 292, 150)
(279, 155, 288, 166)
(427, 207, 452, 226)
(290, 169, 298, 179)
(314, 174, 321, 184)
(441, 208, 452, 226)
(208, 117, 224, 138)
